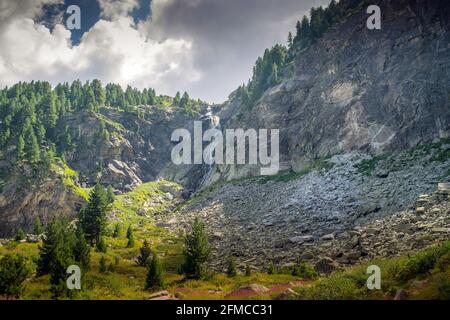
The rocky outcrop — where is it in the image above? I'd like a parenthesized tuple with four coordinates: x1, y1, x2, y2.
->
(0, 169, 85, 237)
(207, 0, 450, 184)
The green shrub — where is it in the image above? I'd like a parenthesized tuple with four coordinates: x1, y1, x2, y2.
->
(15, 228, 26, 241)
(292, 262, 318, 280)
(0, 254, 32, 297)
(295, 275, 363, 300)
(267, 261, 276, 275)
(434, 252, 450, 273)
(99, 256, 107, 273)
(396, 243, 450, 282)
(437, 279, 450, 300)
(227, 256, 237, 278)
(245, 263, 252, 277)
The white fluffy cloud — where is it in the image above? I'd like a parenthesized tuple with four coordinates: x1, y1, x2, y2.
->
(0, 0, 330, 102)
(98, 0, 139, 19)
(0, 0, 198, 97)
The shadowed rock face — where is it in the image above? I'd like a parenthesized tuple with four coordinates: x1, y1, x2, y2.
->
(211, 0, 450, 182)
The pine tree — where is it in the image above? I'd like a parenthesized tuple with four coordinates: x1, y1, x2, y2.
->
(33, 217, 44, 235)
(107, 262, 115, 273)
(99, 256, 107, 273)
(174, 91, 181, 106)
(79, 184, 108, 245)
(15, 135, 25, 161)
(15, 228, 26, 241)
(37, 218, 76, 299)
(112, 223, 121, 238)
(145, 254, 164, 291)
(179, 92, 190, 110)
(96, 236, 107, 253)
(267, 261, 276, 275)
(270, 63, 279, 85)
(73, 229, 91, 270)
(106, 186, 115, 204)
(126, 225, 135, 248)
(91, 79, 106, 107)
(288, 32, 293, 48)
(227, 256, 237, 278)
(37, 218, 75, 277)
(181, 218, 211, 279)
(0, 254, 31, 298)
(137, 240, 152, 267)
(24, 125, 40, 165)
(245, 263, 252, 277)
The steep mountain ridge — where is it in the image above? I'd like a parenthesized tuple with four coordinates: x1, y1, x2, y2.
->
(206, 0, 450, 184)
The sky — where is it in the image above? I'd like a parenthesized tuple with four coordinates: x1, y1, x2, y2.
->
(0, 0, 329, 103)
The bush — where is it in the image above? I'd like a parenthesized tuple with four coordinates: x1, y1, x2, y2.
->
(437, 279, 450, 300)
(396, 243, 450, 282)
(0, 254, 31, 297)
(96, 236, 107, 253)
(434, 252, 450, 273)
(292, 262, 318, 280)
(295, 275, 363, 300)
(15, 228, 26, 241)
(227, 256, 237, 278)
(245, 263, 252, 277)
(99, 256, 107, 273)
(112, 223, 121, 238)
(33, 217, 44, 235)
(267, 261, 276, 275)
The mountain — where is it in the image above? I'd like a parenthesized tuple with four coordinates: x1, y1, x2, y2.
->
(1, 0, 450, 281)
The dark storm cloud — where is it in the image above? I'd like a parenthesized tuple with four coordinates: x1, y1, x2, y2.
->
(145, 0, 331, 102)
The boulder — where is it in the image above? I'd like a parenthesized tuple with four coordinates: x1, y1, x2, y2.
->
(314, 257, 338, 274)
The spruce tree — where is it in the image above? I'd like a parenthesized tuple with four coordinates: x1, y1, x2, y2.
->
(112, 223, 121, 238)
(245, 263, 252, 277)
(267, 261, 276, 275)
(0, 254, 31, 298)
(181, 218, 211, 279)
(227, 256, 237, 278)
(137, 240, 152, 266)
(145, 254, 164, 291)
(15, 135, 25, 162)
(73, 229, 91, 270)
(99, 256, 107, 273)
(37, 218, 75, 277)
(96, 236, 107, 253)
(79, 184, 108, 245)
(106, 186, 115, 204)
(15, 228, 26, 241)
(126, 225, 135, 248)
(33, 217, 44, 235)
(37, 218, 76, 299)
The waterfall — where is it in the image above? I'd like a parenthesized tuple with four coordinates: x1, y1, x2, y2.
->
(200, 106, 221, 186)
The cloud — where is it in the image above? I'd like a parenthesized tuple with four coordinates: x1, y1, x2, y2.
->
(0, 1, 198, 97)
(0, 0, 331, 102)
(0, 0, 62, 30)
(98, 0, 139, 19)
(140, 0, 331, 102)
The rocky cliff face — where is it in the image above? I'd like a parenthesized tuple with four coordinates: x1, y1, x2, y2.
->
(0, 105, 216, 235)
(208, 0, 450, 183)
(0, 165, 85, 237)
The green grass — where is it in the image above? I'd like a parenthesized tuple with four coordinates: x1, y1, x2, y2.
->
(355, 154, 389, 176)
(290, 241, 450, 300)
(51, 160, 90, 201)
